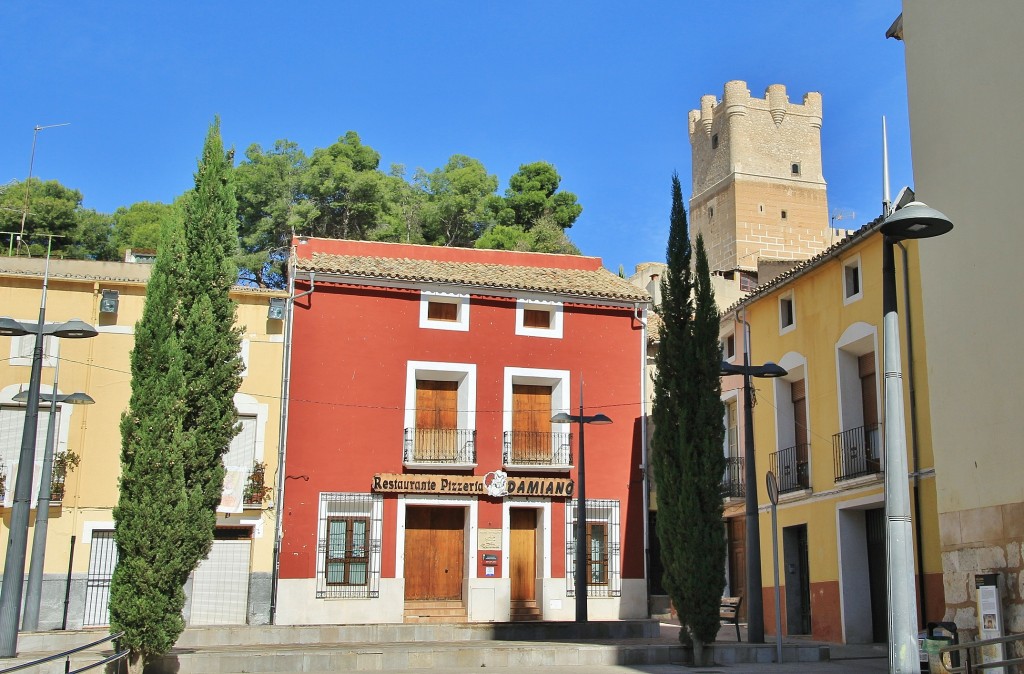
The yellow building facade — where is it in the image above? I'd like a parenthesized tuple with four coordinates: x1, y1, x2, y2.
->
(720, 221, 944, 643)
(0, 257, 286, 629)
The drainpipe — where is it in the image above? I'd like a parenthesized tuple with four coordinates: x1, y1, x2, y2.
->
(635, 302, 651, 616)
(269, 264, 315, 625)
(897, 241, 927, 623)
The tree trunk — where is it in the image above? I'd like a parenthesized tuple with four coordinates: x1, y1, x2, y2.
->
(691, 635, 706, 667)
(125, 650, 145, 674)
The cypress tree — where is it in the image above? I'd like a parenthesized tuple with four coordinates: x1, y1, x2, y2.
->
(177, 119, 244, 570)
(111, 214, 190, 672)
(651, 174, 726, 663)
(111, 120, 242, 673)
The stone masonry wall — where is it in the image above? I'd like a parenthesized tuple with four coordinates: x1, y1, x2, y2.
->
(688, 81, 830, 274)
(939, 502, 1024, 641)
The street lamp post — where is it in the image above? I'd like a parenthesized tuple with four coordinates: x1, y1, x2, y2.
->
(879, 202, 952, 674)
(0, 248, 97, 656)
(720, 357, 787, 644)
(14, 365, 95, 632)
(552, 392, 612, 624)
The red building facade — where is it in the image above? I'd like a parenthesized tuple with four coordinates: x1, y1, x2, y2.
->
(276, 238, 650, 624)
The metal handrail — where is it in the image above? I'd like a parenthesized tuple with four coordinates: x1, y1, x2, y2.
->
(939, 631, 1024, 673)
(721, 456, 744, 498)
(0, 631, 127, 674)
(502, 431, 572, 466)
(832, 423, 882, 482)
(770, 443, 809, 493)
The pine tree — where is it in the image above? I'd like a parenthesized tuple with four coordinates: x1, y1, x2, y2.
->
(651, 174, 725, 663)
(110, 120, 242, 673)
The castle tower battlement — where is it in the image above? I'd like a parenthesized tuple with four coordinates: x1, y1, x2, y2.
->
(687, 81, 833, 275)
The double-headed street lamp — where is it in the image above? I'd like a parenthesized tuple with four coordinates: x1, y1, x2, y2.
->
(0, 250, 97, 655)
(720, 357, 787, 644)
(552, 394, 612, 624)
(13, 369, 95, 632)
(879, 201, 952, 674)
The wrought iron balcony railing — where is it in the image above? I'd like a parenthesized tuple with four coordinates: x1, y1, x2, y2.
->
(403, 428, 477, 465)
(770, 443, 809, 494)
(721, 455, 744, 498)
(503, 431, 572, 467)
(833, 423, 882, 482)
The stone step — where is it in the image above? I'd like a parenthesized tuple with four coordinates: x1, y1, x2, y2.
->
(6, 623, 829, 674)
(403, 599, 468, 622)
(17, 620, 661, 652)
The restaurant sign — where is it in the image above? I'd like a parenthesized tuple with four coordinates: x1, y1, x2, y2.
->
(372, 472, 574, 498)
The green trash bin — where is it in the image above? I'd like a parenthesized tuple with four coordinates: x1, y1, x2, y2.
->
(921, 622, 959, 673)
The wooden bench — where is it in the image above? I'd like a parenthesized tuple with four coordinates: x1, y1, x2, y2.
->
(720, 596, 743, 641)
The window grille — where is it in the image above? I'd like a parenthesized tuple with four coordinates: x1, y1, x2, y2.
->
(316, 493, 382, 598)
(565, 499, 620, 597)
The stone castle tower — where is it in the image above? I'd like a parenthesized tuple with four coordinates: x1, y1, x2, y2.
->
(688, 81, 837, 282)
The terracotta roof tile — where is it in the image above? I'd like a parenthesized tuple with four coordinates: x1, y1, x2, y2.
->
(297, 252, 651, 303)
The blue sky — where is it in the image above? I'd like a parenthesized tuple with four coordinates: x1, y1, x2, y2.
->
(1, 2, 910, 274)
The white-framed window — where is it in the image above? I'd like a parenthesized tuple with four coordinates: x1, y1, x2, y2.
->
(419, 291, 470, 332)
(842, 255, 863, 304)
(10, 332, 59, 367)
(504, 367, 570, 468)
(316, 492, 383, 599)
(565, 499, 620, 597)
(404, 361, 477, 466)
(219, 415, 257, 513)
(515, 299, 563, 339)
(779, 291, 796, 334)
(721, 330, 736, 361)
(835, 323, 881, 481)
(772, 352, 811, 493)
(0, 404, 57, 507)
(219, 393, 269, 513)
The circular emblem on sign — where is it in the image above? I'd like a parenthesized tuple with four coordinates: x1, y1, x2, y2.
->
(483, 470, 509, 498)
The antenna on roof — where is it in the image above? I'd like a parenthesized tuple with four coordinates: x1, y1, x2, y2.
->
(830, 208, 856, 244)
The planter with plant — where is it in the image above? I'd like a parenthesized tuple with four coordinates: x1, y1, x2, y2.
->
(51, 450, 81, 502)
(243, 461, 271, 506)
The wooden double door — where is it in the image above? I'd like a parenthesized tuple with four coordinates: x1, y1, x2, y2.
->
(404, 506, 465, 600)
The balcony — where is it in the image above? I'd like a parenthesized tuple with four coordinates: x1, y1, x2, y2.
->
(770, 444, 809, 494)
(404, 428, 477, 469)
(833, 423, 882, 482)
(503, 431, 572, 471)
(721, 456, 744, 498)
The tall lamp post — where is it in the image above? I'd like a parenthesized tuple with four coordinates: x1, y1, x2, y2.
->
(14, 371, 95, 632)
(552, 394, 612, 624)
(720, 357, 787, 644)
(879, 201, 952, 674)
(0, 250, 97, 656)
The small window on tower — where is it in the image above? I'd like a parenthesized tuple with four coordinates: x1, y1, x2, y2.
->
(708, 207, 714, 220)
(712, 134, 719, 149)
(781, 210, 788, 220)
(791, 162, 801, 176)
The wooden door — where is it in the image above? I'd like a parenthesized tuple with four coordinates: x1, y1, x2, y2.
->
(416, 380, 458, 460)
(404, 507, 465, 600)
(512, 384, 551, 461)
(510, 509, 537, 601)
